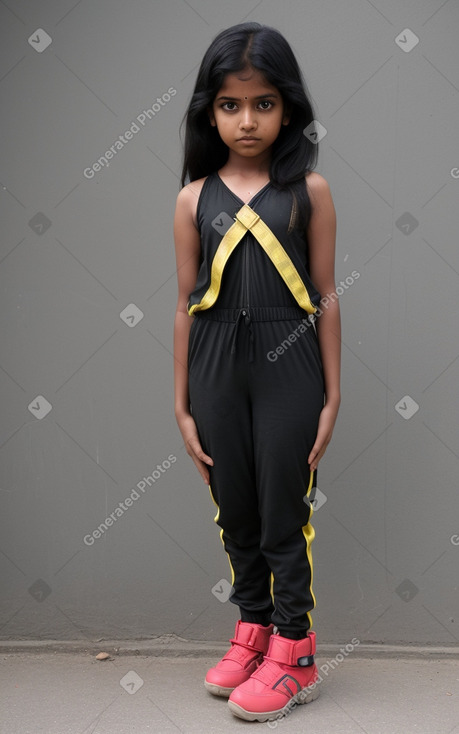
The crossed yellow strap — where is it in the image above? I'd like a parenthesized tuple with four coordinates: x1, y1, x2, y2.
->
(188, 204, 317, 315)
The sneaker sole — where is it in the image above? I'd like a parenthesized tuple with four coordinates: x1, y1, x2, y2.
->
(227, 683, 320, 722)
(204, 680, 235, 698)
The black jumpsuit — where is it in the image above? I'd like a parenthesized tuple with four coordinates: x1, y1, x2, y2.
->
(187, 173, 325, 638)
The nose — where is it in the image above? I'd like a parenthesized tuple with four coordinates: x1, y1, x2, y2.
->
(239, 105, 257, 130)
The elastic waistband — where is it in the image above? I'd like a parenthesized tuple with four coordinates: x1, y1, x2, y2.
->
(193, 306, 311, 323)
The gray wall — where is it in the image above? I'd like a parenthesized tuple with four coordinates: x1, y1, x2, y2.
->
(1, 0, 458, 647)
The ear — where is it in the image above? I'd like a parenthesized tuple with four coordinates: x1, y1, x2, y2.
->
(207, 106, 216, 127)
(282, 106, 292, 126)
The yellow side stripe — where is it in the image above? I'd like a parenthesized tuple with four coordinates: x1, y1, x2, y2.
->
(303, 469, 316, 629)
(209, 472, 315, 624)
(188, 204, 317, 315)
(208, 484, 235, 588)
(269, 469, 317, 630)
(306, 467, 315, 497)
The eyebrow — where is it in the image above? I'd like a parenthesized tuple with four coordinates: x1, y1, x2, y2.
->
(215, 93, 279, 101)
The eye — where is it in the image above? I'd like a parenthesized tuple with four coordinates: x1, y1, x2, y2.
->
(258, 100, 274, 110)
(221, 102, 237, 111)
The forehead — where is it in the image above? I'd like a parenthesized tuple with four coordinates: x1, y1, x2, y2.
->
(216, 69, 278, 98)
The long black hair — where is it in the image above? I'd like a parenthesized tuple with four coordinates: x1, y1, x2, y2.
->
(180, 22, 319, 231)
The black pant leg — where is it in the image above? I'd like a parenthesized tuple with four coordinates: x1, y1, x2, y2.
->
(250, 319, 325, 635)
(188, 317, 274, 620)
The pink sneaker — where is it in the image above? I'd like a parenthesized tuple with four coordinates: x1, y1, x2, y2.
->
(204, 620, 274, 697)
(228, 631, 319, 721)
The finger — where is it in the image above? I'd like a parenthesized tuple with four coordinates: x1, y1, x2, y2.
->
(308, 441, 327, 471)
(308, 443, 320, 466)
(196, 462, 210, 484)
(192, 447, 214, 467)
(196, 450, 214, 466)
(187, 437, 214, 466)
(186, 438, 213, 482)
(191, 455, 211, 484)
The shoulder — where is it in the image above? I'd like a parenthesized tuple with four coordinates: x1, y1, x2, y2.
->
(175, 177, 209, 226)
(177, 175, 208, 197)
(176, 176, 208, 207)
(305, 172, 335, 216)
(306, 171, 332, 199)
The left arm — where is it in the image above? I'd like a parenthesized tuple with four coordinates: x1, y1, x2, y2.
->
(306, 173, 341, 472)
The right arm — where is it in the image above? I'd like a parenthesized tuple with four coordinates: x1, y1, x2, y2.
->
(173, 184, 214, 483)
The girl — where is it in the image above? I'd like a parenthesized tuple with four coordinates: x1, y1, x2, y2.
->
(173, 22, 340, 724)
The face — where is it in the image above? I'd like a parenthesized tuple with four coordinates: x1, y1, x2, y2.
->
(208, 69, 290, 160)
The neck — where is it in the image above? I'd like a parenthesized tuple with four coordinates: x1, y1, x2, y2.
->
(221, 149, 272, 178)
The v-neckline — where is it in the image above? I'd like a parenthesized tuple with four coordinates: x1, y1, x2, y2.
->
(216, 172, 271, 206)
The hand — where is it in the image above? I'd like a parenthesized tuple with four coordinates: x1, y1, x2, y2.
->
(308, 400, 339, 472)
(177, 412, 214, 484)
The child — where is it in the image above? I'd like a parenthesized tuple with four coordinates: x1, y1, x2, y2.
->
(173, 22, 340, 723)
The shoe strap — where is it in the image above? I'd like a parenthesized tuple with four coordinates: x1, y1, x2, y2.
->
(265, 631, 316, 667)
(229, 620, 273, 653)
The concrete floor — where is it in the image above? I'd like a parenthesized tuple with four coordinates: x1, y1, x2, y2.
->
(1, 639, 458, 734)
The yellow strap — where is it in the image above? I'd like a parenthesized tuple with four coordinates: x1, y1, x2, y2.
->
(188, 204, 317, 315)
(188, 215, 248, 315)
(238, 206, 317, 314)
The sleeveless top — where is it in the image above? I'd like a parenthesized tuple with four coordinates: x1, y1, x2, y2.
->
(187, 172, 321, 315)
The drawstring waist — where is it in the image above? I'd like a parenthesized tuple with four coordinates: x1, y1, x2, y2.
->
(193, 306, 310, 323)
(194, 306, 311, 360)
